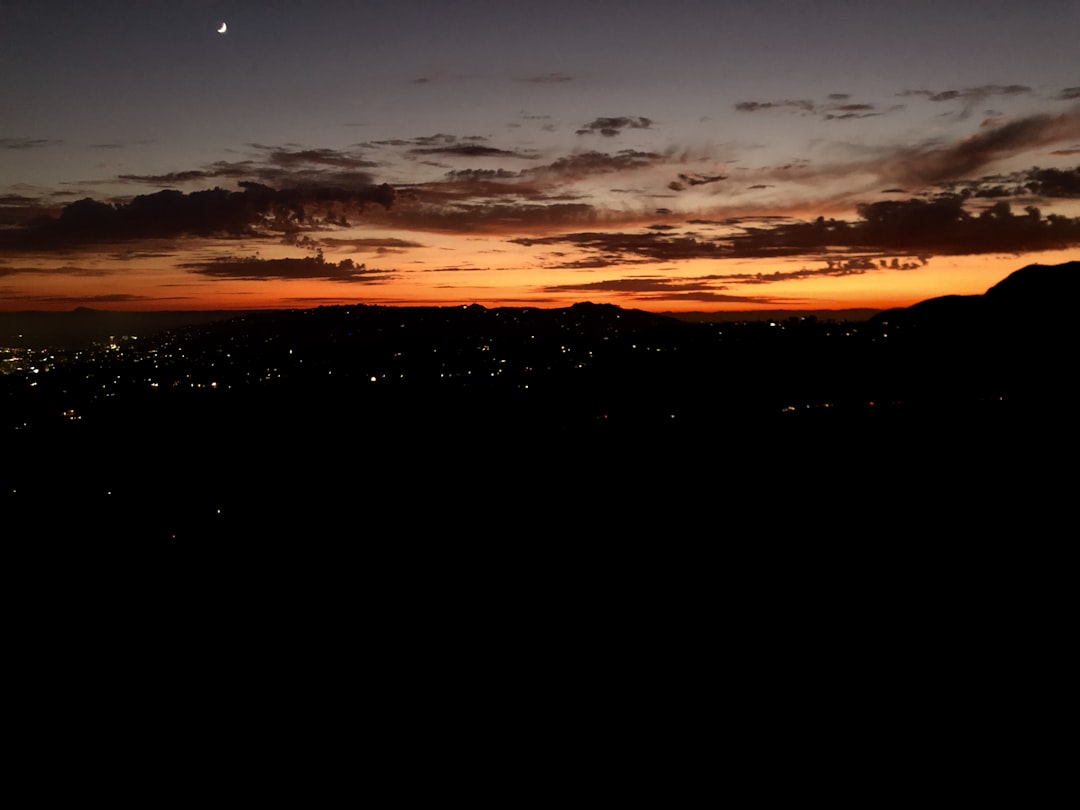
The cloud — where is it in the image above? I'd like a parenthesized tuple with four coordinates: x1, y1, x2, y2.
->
(1058, 87, 1080, 101)
(0, 264, 114, 278)
(900, 84, 1032, 119)
(409, 144, 538, 159)
(518, 73, 573, 83)
(0, 194, 44, 206)
(881, 110, 1080, 186)
(119, 146, 382, 192)
(734, 100, 814, 113)
(0, 138, 61, 150)
(824, 103, 880, 121)
(544, 277, 716, 293)
(319, 237, 424, 251)
(531, 150, 663, 179)
(903, 84, 1031, 103)
(248, 145, 378, 170)
(0, 182, 396, 249)
(183, 254, 393, 284)
(445, 168, 521, 181)
(0, 292, 159, 307)
(735, 97, 886, 122)
(119, 170, 223, 184)
(513, 231, 724, 262)
(511, 188, 1080, 265)
(541, 274, 781, 304)
(1024, 167, 1080, 197)
(362, 133, 540, 160)
(575, 117, 653, 137)
(388, 200, 598, 233)
(381, 150, 669, 231)
(668, 172, 727, 191)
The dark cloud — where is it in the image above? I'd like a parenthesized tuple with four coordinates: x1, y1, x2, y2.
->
(544, 277, 719, 294)
(108, 250, 177, 261)
(249, 146, 378, 170)
(824, 102, 880, 121)
(541, 275, 804, 305)
(320, 237, 424, 250)
(375, 134, 536, 159)
(118, 146, 382, 192)
(882, 110, 1080, 186)
(668, 172, 727, 191)
(183, 253, 392, 283)
(575, 117, 653, 137)
(0, 138, 61, 149)
(1024, 166, 1080, 197)
(511, 191, 1080, 264)
(701, 257, 923, 285)
(119, 170, 221, 184)
(900, 85, 1032, 119)
(0, 264, 113, 278)
(410, 143, 537, 158)
(532, 150, 662, 178)
(390, 151, 666, 225)
(0, 182, 396, 250)
(518, 73, 573, 83)
(3, 292, 158, 306)
(445, 168, 520, 181)
(0, 194, 43, 206)
(390, 201, 597, 232)
(513, 231, 724, 262)
(736, 97, 888, 122)
(367, 138, 415, 147)
(734, 100, 814, 113)
(643, 291, 781, 303)
(77, 293, 149, 303)
(934, 165, 1080, 200)
(904, 85, 1031, 103)
(1058, 87, 1080, 100)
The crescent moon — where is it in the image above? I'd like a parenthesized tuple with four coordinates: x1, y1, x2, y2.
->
(217, 22, 227, 34)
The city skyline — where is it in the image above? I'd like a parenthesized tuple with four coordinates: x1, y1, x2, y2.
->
(2, 0, 1079, 313)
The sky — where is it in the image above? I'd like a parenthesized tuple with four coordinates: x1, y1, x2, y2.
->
(1, 0, 1078, 313)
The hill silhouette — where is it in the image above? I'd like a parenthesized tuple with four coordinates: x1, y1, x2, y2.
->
(866, 260, 1077, 403)
(872, 260, 1079, 329)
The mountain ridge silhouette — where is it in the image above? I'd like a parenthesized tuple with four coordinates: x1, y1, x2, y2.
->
(872, 260, 1079, 329)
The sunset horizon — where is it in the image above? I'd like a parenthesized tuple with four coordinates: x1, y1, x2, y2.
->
(3, 1, 1078, 314)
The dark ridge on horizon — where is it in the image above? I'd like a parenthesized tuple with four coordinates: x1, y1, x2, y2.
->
(871, 259, 1080, 328)
(1, 259, 1074, 349)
